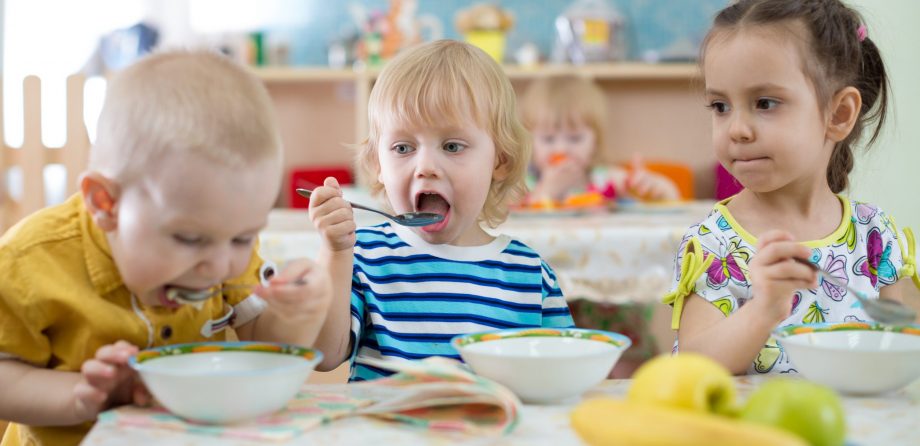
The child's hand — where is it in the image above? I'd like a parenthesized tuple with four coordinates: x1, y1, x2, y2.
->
(255, 258, 332, 327)
(535, 159, 588, 201)
(625, 154, 681, 201)
(73, 340, 150, 422)
(748, 230, 817, 323)
(308, 177, 356, 252)
(627, 170, 681, 201)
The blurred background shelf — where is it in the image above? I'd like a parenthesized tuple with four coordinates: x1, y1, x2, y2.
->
(255, 62, 699, 83)
(257, 62, 713, 207)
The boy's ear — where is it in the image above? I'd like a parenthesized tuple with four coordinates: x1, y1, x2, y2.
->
(80, 172, 120, 231)
(826, 86, 862, 143)
(492, 152, 510, 182)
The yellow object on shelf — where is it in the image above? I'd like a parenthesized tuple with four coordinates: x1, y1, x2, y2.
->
(465, 30, 506, 62)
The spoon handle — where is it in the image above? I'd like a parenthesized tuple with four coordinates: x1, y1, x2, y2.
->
(793, 258, 867, 300)
(295, 188, 396, 222)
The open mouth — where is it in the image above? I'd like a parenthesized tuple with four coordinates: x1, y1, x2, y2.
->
(415, 191, 450, 231)
(416, 191, 450, 215)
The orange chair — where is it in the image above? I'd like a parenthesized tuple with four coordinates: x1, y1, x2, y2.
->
(624, 160, 694, 200)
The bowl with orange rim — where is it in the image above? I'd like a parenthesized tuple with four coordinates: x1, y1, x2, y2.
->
(130, 341, 322, 423)
(451, 328, 631, 403)
(775, 322, 920, 395)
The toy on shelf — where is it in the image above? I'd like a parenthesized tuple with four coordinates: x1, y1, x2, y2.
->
(352, 0, 442, 68)
(552, 0, 626, 64)
(455, 3, 514, 62)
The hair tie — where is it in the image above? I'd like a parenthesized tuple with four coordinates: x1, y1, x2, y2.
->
(857, 24, 868, 42)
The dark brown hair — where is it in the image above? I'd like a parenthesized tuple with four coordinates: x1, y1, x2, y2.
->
(701, 0, 889, 193)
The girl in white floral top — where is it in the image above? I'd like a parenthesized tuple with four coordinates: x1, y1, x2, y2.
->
(664, 0, 920, 375)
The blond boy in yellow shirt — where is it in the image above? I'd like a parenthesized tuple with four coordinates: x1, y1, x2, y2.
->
(0, 50, 332, 446)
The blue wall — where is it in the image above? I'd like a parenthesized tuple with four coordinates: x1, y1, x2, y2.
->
(265, 0, 728, 66)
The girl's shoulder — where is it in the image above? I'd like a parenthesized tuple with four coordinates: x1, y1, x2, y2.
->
(847, 199, 896, 229)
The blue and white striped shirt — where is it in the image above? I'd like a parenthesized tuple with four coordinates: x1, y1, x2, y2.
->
(348, 223, 574, 381)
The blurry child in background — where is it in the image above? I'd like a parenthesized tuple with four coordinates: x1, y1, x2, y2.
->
(520, 75, 681, 204)
(522, 75, 678, 376)
(308, 40, 574, 381)
(666, 0, 920, 375)
(0, 51, 331, 446)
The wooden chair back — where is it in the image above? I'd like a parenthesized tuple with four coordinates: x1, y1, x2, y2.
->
(0, 74, 90, 231)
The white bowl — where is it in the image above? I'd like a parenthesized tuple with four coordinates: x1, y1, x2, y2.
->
(775, 322, 920, 395)
(130, 342, 322, 423)
(452, 328, 631, 404)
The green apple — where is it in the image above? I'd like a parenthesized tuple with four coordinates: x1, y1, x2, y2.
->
(739, 378, 846, 446)
(627, 353, 738, 415)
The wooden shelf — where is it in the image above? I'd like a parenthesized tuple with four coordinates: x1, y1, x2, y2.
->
(255, 62, 699, 83)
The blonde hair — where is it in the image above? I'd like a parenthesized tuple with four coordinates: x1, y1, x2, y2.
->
(357, 40, 530, 228)
(89, 50, 281, 182)
(520, 75, 606, 163)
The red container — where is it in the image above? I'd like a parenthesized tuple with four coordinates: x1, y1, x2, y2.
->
(289, 167, 353, 208)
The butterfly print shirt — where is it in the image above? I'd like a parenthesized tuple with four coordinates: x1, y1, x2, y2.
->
(666, 196, 916, 374)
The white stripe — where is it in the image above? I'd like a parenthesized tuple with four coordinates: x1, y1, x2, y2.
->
(360, 279, 541, 305)
(362, 318, 508, 334)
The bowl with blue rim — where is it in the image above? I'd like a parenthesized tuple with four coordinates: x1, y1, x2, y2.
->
(774, 321, 920, 395)
(130, 341, 322, 423)
(452, 328, 631, 404)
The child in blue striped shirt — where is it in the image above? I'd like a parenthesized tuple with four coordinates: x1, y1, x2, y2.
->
(308, 40, 575, 380)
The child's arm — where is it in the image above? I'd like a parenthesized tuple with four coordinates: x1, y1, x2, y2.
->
(236, 258, 332, 347)
(308, 177, 358, 371)
(0, 341, 147, 425)
(677, 231, 816, 374)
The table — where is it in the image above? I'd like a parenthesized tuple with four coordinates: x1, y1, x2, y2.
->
(260, 201, 716, 305)
(82, 375, 920, 445)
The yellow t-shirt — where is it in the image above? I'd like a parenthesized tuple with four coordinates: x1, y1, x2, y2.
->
(0, 194, 270, 446)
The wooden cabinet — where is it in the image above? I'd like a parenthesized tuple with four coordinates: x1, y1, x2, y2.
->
(257, 63, 715, 205)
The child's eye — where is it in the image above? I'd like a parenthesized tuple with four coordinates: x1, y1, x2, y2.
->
(756, 98, 780, 110)
(566, 134, 584, 144)
(173, 234, 204, 246)
(706, 101, 730, 114)
(392, 144, 414, 154)
(443, 142, 466, 153)
(232, 236, 255, 246)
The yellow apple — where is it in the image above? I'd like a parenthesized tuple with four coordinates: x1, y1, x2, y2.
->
(627, 353, 737, 415)
(739, 379, 846, 446)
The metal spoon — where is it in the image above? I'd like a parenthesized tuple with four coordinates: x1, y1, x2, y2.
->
(794, 258, 916, 325)
(167, 278, 308, 303)
(295, 188, 444, 227)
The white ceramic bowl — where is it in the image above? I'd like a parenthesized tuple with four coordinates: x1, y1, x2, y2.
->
(130, 342, 322, 423)
(775, 322, 920, 395)
(452, 328, 631, 404)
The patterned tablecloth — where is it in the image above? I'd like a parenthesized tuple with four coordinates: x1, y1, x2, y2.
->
(258, 202, 716, 305)
(82, 375, 920, 445)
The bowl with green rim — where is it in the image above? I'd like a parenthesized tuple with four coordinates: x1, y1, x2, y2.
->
(130, 341, 322, 423)
(775, 322, 920, 395)
(451, 328, 631, 403)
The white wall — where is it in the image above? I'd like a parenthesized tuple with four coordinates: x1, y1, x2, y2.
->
(848, 0, 920, 229)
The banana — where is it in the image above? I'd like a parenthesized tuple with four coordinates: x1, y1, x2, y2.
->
(571, 398, 808, 446)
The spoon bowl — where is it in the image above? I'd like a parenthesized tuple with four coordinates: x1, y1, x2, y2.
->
(296, 188, 444, 227)
(795, 258, 916, 325)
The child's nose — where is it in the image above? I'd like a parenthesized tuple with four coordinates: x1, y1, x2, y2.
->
(414, 147, 443, 178)
(195, 244, 233, 283)
(728, 111, 754, 143)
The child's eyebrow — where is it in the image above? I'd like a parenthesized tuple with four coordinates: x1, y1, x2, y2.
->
(705, 83, 790, 97)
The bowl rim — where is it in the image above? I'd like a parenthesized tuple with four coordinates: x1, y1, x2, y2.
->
(450, 327, 632, 353)
(774, 321, 920, 339)
(774, 322, 920, 353)
(129, 341, 323, 377)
